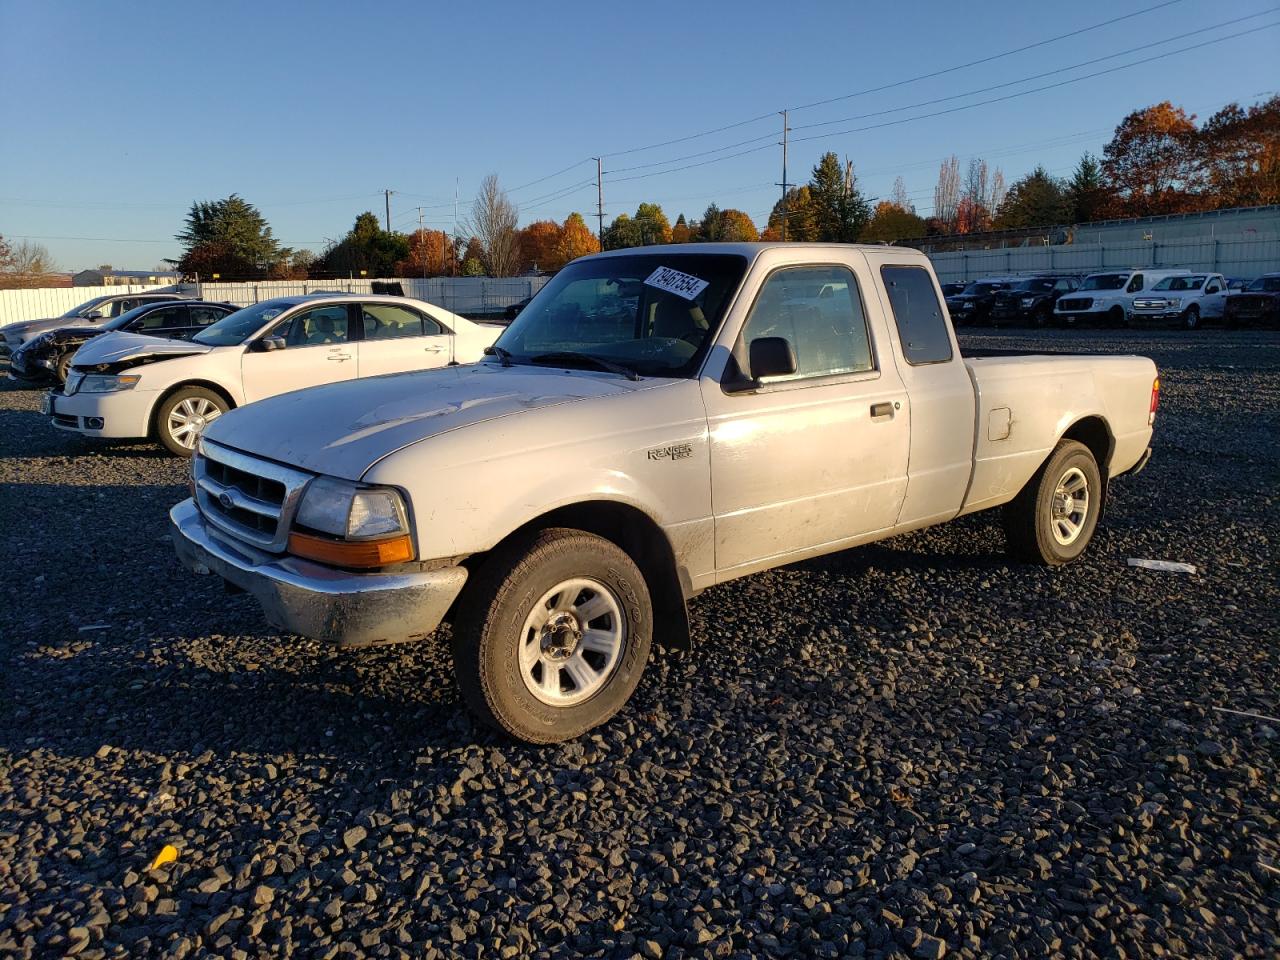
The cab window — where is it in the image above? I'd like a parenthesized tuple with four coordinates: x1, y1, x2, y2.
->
(190, 305, 230, 326)
(737, 265, 874, 381)
(880, 265, 953, 365)
(1127, 274, 1145, 293)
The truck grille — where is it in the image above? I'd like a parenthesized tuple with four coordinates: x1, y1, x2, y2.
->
(1057, 297, 1093, 311)
(1132, 298, 1171, 311)
(193, 440, 313, 552)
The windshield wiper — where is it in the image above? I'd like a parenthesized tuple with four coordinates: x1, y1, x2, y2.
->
(484, 344, 514, 367)
(529, 351, 641, 381)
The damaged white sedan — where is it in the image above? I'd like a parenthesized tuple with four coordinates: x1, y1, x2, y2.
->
(44, 293, 501, 455)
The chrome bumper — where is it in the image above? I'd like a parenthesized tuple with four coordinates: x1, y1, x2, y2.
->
(169, 498, 468, 647)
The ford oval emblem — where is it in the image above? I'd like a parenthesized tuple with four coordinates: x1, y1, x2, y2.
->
(218, 492, 234, 509)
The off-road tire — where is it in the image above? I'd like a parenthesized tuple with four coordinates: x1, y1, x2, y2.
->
(155, 386, 228, 457)
(1003, 440, 1102, 566)
(451, 528, 653, 744)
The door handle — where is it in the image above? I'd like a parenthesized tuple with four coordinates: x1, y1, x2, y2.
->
(423, 345, 446, 353)
(327, 354, 352, 362)
(870, 402, 895, 419)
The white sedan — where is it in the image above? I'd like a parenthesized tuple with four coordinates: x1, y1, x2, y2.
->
(45, 293, 501, 455)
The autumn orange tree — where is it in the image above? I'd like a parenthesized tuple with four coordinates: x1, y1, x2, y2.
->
(1101, 102, 1205, 217)
(515, 214, 601, 271)
(556, 213, 600, 264)
(1197, 95, 1280, 208)
(861, 201, 926, 242)
(398, 229, 457, 277)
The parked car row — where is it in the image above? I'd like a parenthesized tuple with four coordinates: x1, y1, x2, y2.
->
(0, 291, 189, 361)
(943, 270, 1278, 329)
(30, 293, 501, 455)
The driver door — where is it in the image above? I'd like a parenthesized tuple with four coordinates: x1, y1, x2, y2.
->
(1202, 277, 1227, 318)
(240, 303, 357, 403)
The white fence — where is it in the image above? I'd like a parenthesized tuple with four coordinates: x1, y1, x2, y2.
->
(928, 235, 1279, 283)
(0, 276, 550, 327)
(0, 283, 182, 327)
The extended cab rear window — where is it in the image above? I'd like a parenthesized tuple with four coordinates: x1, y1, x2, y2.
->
(880, 266, 953, 365)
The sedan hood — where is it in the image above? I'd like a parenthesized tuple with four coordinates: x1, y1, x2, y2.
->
(205, 363, 654, 480)
(71, 330, 214, 368)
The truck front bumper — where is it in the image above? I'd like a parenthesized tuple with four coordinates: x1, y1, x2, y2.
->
(169, 498, 468, 647)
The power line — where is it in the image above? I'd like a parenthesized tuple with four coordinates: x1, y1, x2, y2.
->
(788, 0, 1188, 113)
(790, 8, 1279, 136)
(789, 22, 1280, 146)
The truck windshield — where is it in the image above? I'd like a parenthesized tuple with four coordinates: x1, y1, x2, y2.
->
(1081, 274, 1127, 291)
(1010, 279, 1055, 292)
(1246, 277, 1280, 292)
(493, 253, 748, 378)
(961, 283, 997, 296)
(193, 299, 291, 346)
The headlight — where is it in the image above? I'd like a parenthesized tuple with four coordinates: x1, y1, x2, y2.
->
(1170, 298, 1183, 308)
(296, 476, 409, 540)
(79, 374, 140, 393)
(292, 476, 413, 568)
(1020, 297, 1036, 307)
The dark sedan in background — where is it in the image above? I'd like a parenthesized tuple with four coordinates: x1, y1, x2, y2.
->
(1224, 273, 1280, 328)
(945, 279, 1012, 326)
(7, 300, 235, 384)
(1, 292, 186, 362)
(989, 275, 1081, 327)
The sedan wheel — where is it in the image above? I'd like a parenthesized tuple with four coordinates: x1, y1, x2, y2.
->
(156, 387, 228, 457)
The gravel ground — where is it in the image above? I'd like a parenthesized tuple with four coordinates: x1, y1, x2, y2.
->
(1, 327, 1277, 959)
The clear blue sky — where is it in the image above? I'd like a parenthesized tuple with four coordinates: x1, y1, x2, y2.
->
(1, 0, 1275, 270)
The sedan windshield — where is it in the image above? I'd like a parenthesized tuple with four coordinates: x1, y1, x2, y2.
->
(63, 297, 110, 318)
(1081, 274, 1128, 291)
(193, 299, 290, 346)
(493, 253, 748, 378)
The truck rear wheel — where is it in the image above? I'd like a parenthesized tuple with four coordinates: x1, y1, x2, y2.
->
(1003, 440, 1102, 566)
(451, 528, 652, 743)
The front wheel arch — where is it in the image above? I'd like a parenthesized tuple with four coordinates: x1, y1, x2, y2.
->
(453, 499, 692, 651)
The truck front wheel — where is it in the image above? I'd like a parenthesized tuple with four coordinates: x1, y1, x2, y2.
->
(1003, 440, 1102, 566)
(451, 528, 653, 743)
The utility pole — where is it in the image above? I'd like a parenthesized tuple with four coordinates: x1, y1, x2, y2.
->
(777, 110, 791, 241)
(417, 207, 425, 278)
(384, 189, 394, 231)
(594, 157, 605, 246)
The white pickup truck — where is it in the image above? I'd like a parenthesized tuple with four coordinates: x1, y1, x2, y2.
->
(171, 244, 1158, 742)
(1130, 273, 1229, 329)
(1054, 269, 1190, 327)
(46, 293, 500, 455)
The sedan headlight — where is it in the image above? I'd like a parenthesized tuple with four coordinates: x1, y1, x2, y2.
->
(1020, 297, 1036, 307)
(79, 374, 140, 393)
(292, 476, 413, 568)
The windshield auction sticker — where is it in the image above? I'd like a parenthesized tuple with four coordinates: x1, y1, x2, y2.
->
(644, 266, 709, 301)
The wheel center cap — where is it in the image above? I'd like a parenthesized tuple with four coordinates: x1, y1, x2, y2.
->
(540, 614, 581, 661)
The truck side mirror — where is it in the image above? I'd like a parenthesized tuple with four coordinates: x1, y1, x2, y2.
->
(252, 336, 287, 352)
(749, 336, 797, 380)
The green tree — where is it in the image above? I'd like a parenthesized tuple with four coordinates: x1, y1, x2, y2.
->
(993, 167, 1072, 229)
(808, 152, 870, 242)
(633, 202, 672, 244)
(313, 211, 410, 277)
(602, 213, 643, 250)
(176, 194, 281, 276)
(1067, 153, 1109, 223)
(694, 203, 725, 242)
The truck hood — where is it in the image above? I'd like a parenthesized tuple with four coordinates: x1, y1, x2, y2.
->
(205, 363, 657, 480)
(70, 330, 214, 368)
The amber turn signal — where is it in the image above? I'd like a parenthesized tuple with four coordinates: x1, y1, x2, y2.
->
(288, 531, 414, 568)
